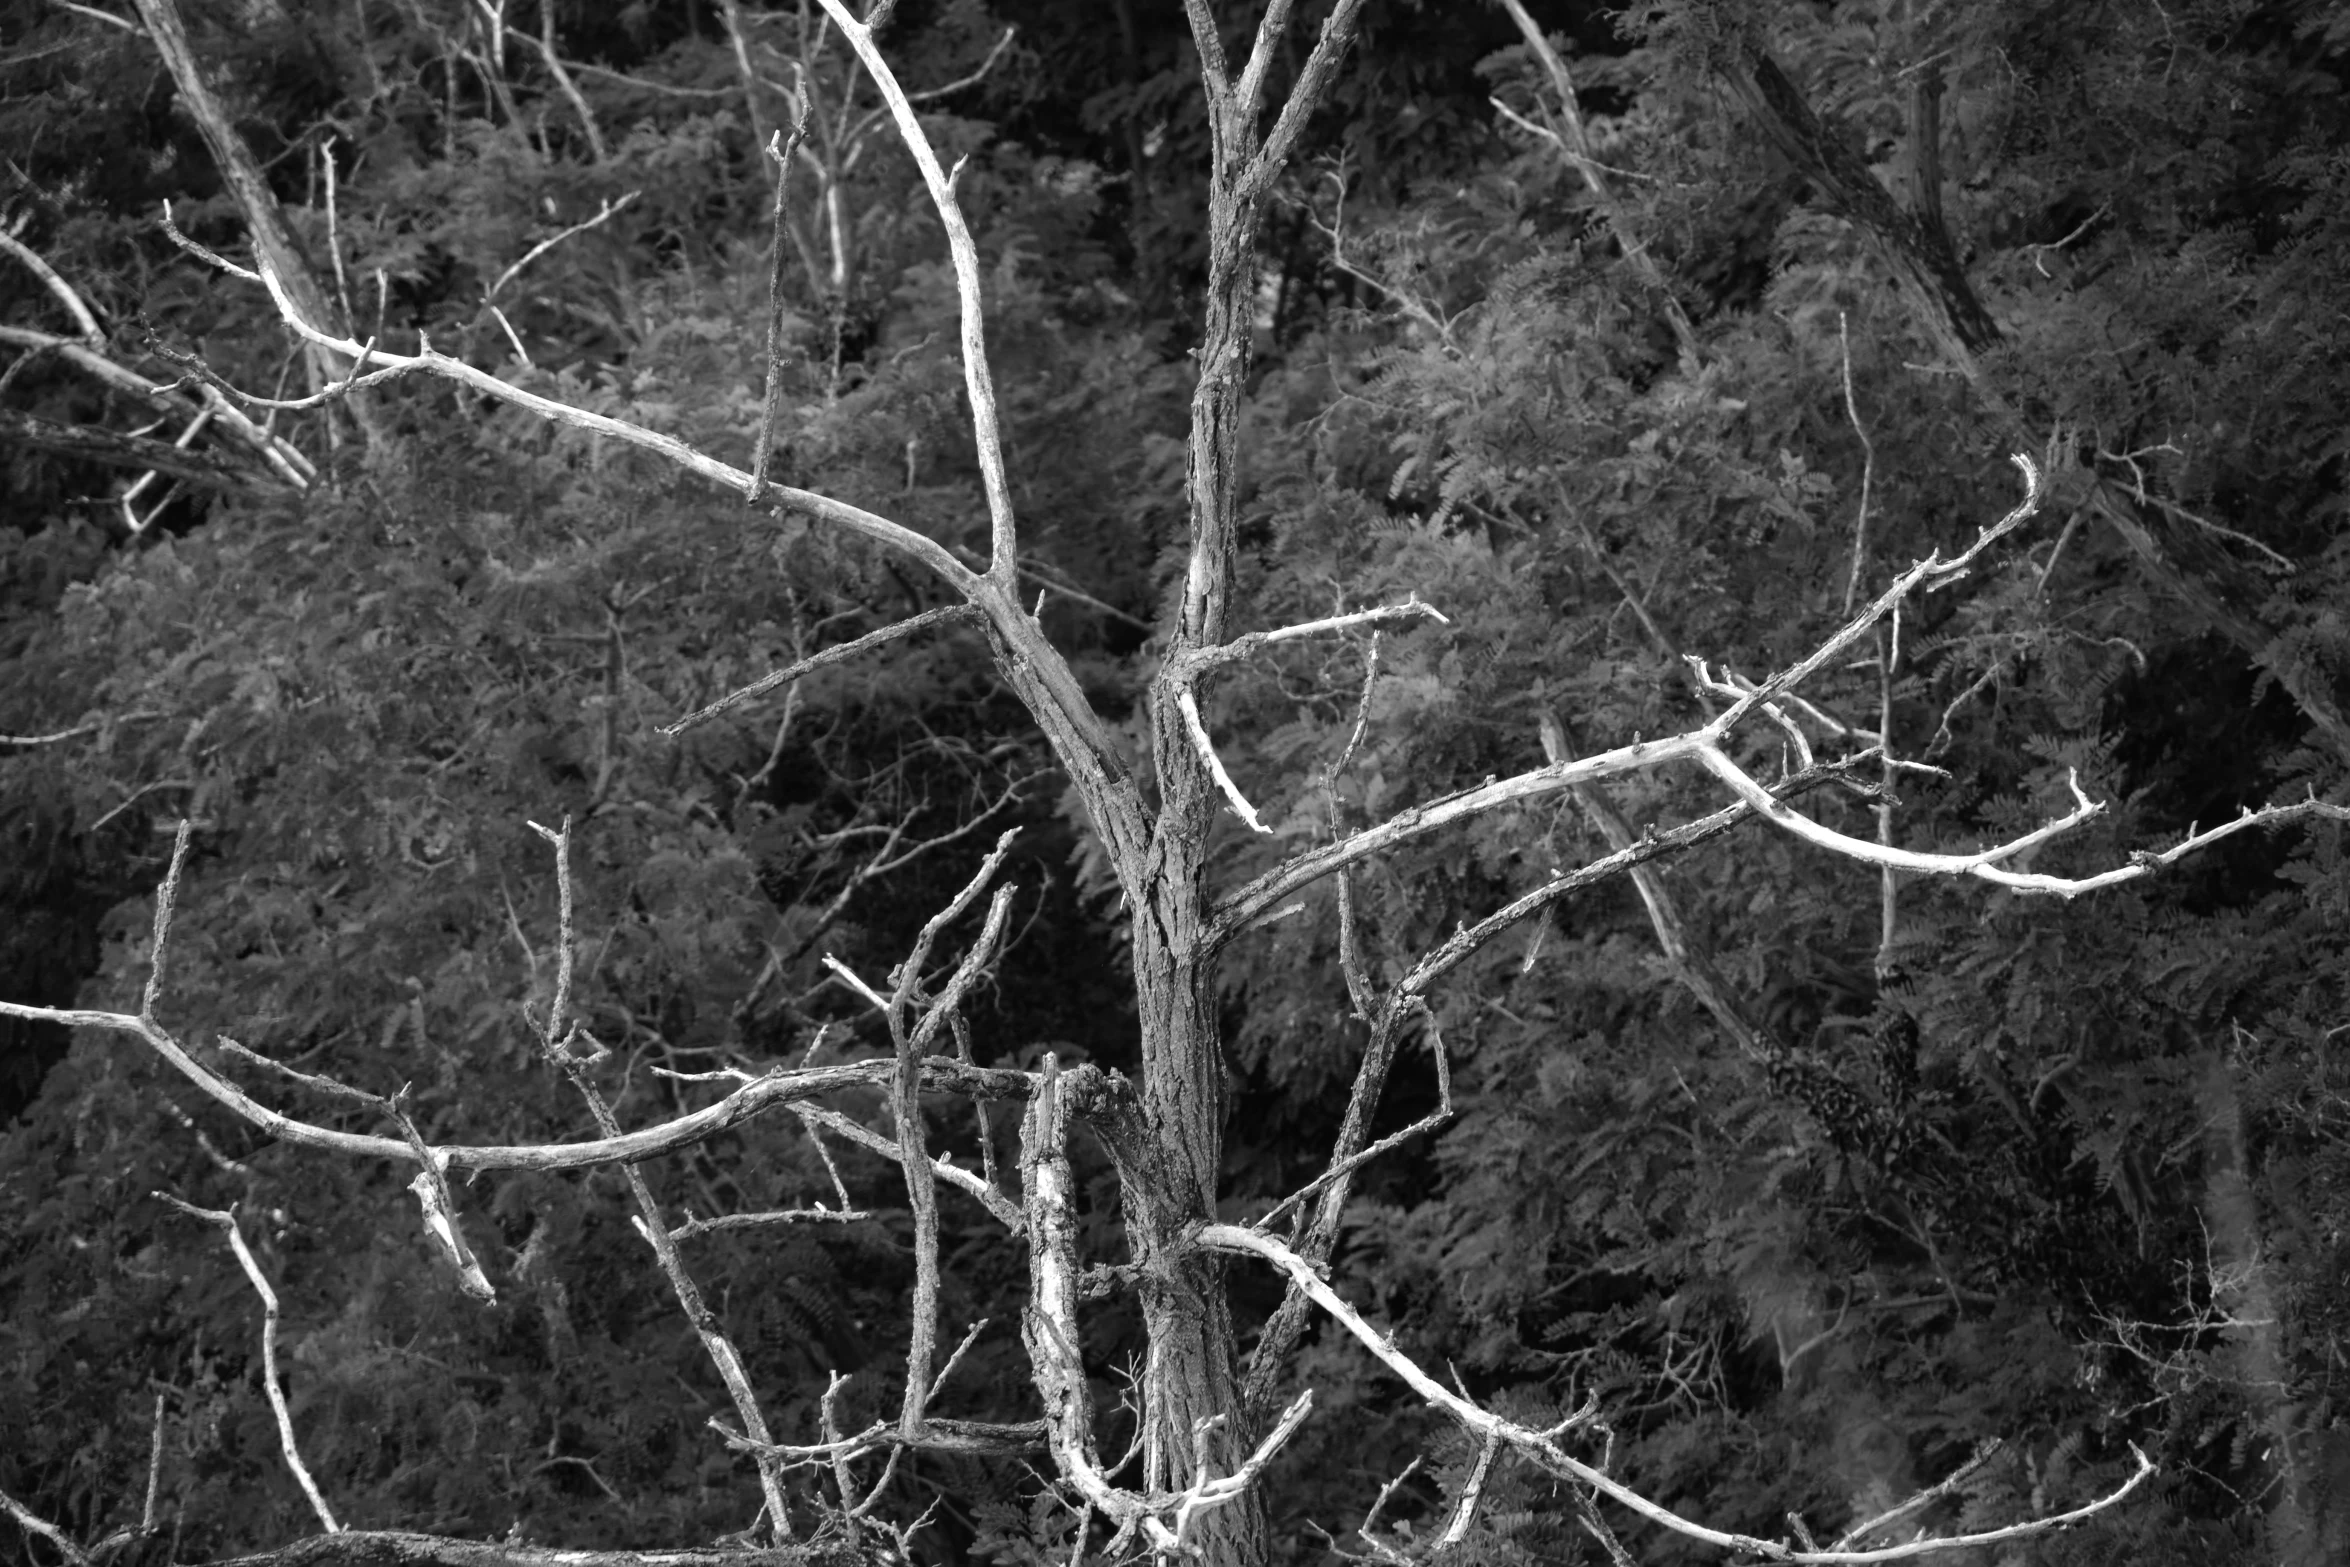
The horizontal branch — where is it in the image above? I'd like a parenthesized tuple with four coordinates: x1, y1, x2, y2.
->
(0, 998, 1029, 1174)
(1208, 454, 2313, 933)
(720, 1413, 1048, 1464)
(1169, 599, 1449, 680)
(1692, 746, 2350, 897)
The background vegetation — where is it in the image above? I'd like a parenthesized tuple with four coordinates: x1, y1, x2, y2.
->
(3, 0, 2347, 1562)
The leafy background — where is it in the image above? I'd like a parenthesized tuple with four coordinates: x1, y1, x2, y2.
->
(3, 1, 2348, 1563)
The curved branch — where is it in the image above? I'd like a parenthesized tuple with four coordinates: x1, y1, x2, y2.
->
(0, 998, 1029, 1173)
(0, 323, 314, 485)
(1212, 457, 2049, 939)
(0, 229, 106, 346)
(1692, 744, 2350, 897)
(1201, 1224, 2156, 1563)
(237, 253, 979, 587)
(810, 0, 1016, 583)
(191, 208, 1147, 884)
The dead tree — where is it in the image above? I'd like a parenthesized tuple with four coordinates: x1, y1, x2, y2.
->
(13, 2, 2341, 1564)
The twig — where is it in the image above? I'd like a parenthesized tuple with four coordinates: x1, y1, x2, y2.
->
(670, 1205, 873, 1241)
(0, 229, 106, 346)
(1178, 597, 1449, 677)
(1493, 0, 1696, 362)
(1255, 1005, 1450, 1232)
(141, 820, 191, 1020)
(153, 1193, 340, 1532)
(0, 721, 103, 746)
(887, 838, 1022, 1436)
(524, 818, 795, 1541)
(214, 1035, 388, 1108)
(750, 113, 812, 502)
(662, 605, 975, 736)
(486, 192, 639, 302)
(520, 2, 607, 161)
(319, 138, 353, 331)
(1833, 1439, 2004, 1549)
(1836, 313, 1899, 962)
(0, 322, 314, 486)
(903, 24, 1015, 104)
(1177, 687, 1271, 833)
(794, 1105, 1024, 1229)
(1838, 313, 1877, 617)
(389, 1089, 497, 1303)
(142, 1390, 166, 1529)
(51, 1, 140, 34)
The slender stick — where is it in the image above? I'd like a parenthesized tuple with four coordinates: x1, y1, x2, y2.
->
(750, 108, 813, 503)
(524, 818, 795, 1542)
(810, 0, 1019, 579)
(153, 1194, 341, 1533)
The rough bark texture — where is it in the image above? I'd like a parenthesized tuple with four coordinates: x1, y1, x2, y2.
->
(1114, 196, 1271, 1559)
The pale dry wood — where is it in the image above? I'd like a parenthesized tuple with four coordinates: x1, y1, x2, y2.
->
(525, 817, 793, 1541)
(0, 322, 314, 485)
(810, 0, 1017, 580)
(1201, 1224, 2156, 1563)
(0, 228, 106, 346)
(153, 1193, 342, 1533)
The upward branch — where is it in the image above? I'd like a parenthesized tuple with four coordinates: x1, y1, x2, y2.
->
(812, 0, 1018, 584)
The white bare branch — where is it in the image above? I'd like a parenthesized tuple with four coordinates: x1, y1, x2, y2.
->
(810, 0, 1017, 580)
(486, 191, 638, 302)
(0, 323, 314, 486)
(151, 205, 972, 582)
(1178, 687, 1273, 834)
(0, 994, 1028, 1174)
(0, 228, 106, 346)
(153, 1194, 341, 1533)
(1201, 1224, 2156, 1562)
